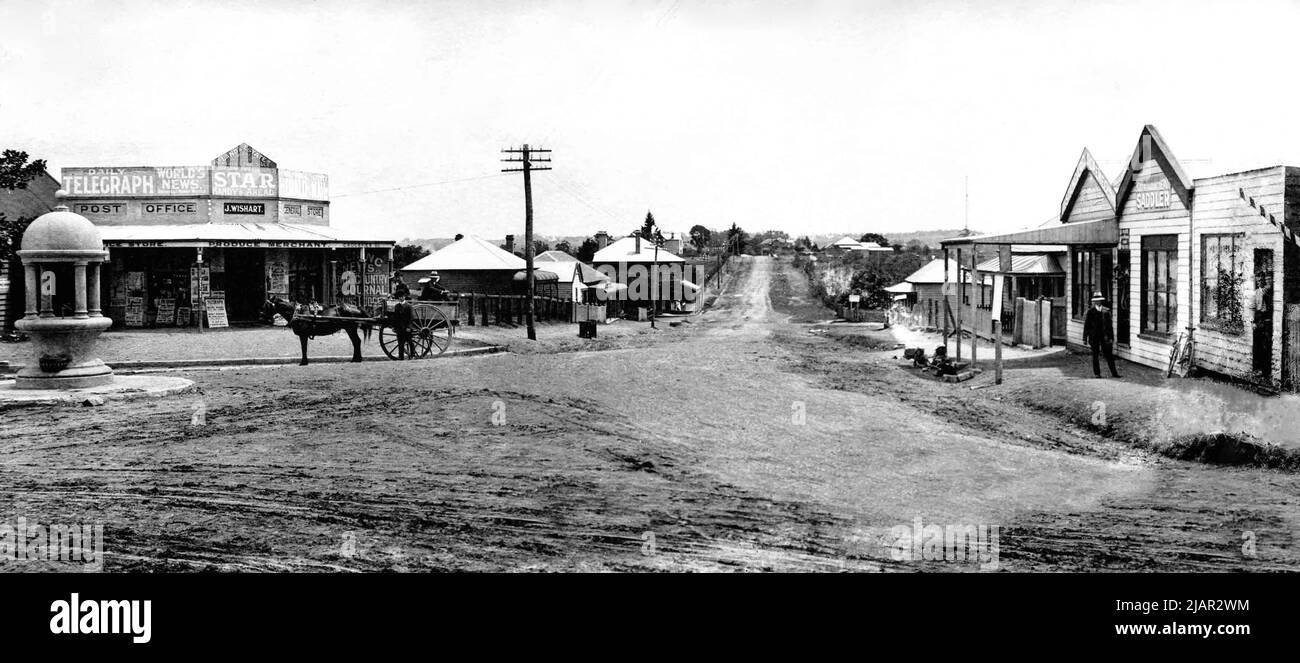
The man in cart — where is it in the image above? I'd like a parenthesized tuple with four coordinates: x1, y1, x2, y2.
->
(417, 271, 451, 301)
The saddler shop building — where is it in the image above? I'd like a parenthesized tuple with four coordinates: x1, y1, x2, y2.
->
(62, 144, 395, 326)
(943, 125, 1300, 389)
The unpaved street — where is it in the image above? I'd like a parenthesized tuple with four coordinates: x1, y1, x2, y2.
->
(2, 257, 1297, 571)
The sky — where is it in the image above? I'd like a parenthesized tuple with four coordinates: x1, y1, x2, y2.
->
(5, 0, 1300, 243)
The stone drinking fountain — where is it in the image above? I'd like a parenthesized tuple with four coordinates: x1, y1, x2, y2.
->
(13, 194, 114, 389)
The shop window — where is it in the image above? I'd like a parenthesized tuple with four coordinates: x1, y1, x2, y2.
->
(1201, 233, 1245, 333)
(1072, 250, 1097, 318)
(1140, 235, 1178, 336)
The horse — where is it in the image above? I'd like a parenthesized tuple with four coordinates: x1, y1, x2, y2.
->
(260, 297, 374, 366)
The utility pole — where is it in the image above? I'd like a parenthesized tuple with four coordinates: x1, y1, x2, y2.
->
(501, 144, 551, 340)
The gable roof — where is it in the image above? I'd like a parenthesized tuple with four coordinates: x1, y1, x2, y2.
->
(0, 170, 60, 221)
(212, 143, 277, 168)
(1114, 125, 1194, 211)
(592, 236, 685, 263)
(535, 250, 575, 263)
(831, 235, 862, 247)
(398, 235, 526, 272)
(1060, 148, 1117, 221)
(903, 258, 961, 284)
(531, 250, 607, 284)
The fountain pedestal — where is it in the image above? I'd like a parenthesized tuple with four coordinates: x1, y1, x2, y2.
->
(12, 196, 115, 390)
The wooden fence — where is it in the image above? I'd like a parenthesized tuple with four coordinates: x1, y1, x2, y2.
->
(451, 294, 632, 326)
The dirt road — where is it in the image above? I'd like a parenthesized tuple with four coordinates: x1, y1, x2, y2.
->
(2, 256, 1296, 571)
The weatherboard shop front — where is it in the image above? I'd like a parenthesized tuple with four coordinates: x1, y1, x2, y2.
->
(61, 145, 395, 326)
(944, 125, 1300, 388)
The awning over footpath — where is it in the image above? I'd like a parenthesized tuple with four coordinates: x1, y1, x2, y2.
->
(940, 218, 1118, 248)
(884, 281, 914, 294)
(98, 223, 394, 249)
(973, 253, 1064, 275)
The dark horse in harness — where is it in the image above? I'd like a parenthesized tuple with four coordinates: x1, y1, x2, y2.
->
(260, 297, 373, 366)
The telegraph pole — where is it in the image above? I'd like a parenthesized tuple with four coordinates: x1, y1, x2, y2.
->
(502, 144, 551, 340)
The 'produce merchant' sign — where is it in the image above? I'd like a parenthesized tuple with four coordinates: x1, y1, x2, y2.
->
(62, 167, 210, 196)
(104, 239, 394, 249)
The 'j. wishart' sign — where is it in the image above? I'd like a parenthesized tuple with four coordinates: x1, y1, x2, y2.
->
(223, 202, 265, 215)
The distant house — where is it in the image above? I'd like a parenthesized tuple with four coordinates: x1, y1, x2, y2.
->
(830, 236, 862, 251)
(889, 258, 959, 329)
(535, 250, 608, 301)
(397, 235, 557, 296)
(1, 169, 60, 329)
(591, 235, 689, 305)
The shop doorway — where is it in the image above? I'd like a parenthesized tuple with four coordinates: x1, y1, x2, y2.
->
(223, 250, 266, 322)
(1115, 249, 1130, 346)
(1254, 248, 1274, 377)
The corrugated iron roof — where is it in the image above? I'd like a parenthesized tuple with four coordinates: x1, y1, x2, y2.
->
(973, 253, 1064, 275)
(401, 235, 525, 272)
(902, 258, 960, 284)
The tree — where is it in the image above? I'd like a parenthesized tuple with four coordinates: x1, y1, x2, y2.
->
(688, 225, 711, 255)
(554, 239, 573, 256)
(725, 223, 747, 255)
(0, 150, 47, 265)
(0, 150, 46, 191)
(392, 243, 431, 270)
(746, 230, 790, 255)
(858, 233, 889, 247)
(575, 237, 600, 263)
(638, 211, 657, 240)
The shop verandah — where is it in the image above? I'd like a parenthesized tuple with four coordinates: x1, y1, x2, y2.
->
(100, 243, 395, 327)
(938, 218, 1119, 381)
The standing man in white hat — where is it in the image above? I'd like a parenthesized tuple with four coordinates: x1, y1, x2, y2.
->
(1083, 291, 1121, 378)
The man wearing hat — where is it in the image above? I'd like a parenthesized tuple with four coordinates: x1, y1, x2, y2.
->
(389, 274, 410, 300)
(417, 270, 449, 301)
(1083, 291, 1121, 378)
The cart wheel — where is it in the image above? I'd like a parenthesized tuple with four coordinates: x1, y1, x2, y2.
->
(411, 305, 453, 356)
(379, 325, 418, 360)
(379, 325, 401, 360)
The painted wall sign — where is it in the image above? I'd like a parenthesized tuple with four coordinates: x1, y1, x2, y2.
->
(154, 167, 209, 195)
(63, 167, 209, 197)
(1133, 185, 1173, 210)
(40, 270, 55, 296)
(143, 202, 197, 214)
(282, 203, 302, 215)
(306, 205, 324, 217)
(222, 202, 266, 215)
(73, 203, 125, 214)
(212, 167, 277, 197)
(279, 170, 329, 201)
(104, 241, 165, 247)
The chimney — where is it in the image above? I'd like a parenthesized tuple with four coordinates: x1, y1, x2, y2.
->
(663, 236, 682, 256)
(594, 230, 610, 249)
(505, 234, 515, 254)
(635, 233, 641, 254)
